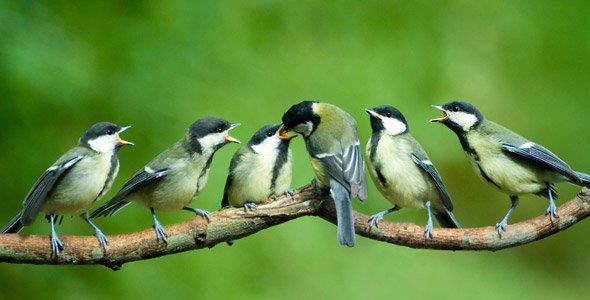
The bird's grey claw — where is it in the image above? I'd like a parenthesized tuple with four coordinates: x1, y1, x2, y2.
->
(284, 189, 295, 197)
(368, 213, 385, 229)
(424, 223, 433, 240)
(495, 221, 507, 237)
(244, 202, 257, 212)
(546, 204, 558, 223)
(195, 209, 212, 222)
(95, 229, 109, 249)
(51, 234, 63, 256)
(154, 221, 168, 244)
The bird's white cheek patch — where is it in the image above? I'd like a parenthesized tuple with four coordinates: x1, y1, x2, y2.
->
(382, 118, 407, 136)
(88, 135, 117, 153)
(449, 112, 477, 131)
(251, 137, 281, 154)
(294, 122, 313, 137)
(198, 132, 226, 149)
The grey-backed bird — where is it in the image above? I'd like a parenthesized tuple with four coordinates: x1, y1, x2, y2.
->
(365, 106, 460, 238)
(431, 101, 590, 235)
(281, 101, 367, 247)
(91, 117, 240, 244)
(1, 122, 133, 255)
(221, 124, 295, 211)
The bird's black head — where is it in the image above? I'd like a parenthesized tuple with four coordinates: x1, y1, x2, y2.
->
(248, 124, 295, 154)
(281, 101, 320, 137)
(365, 105, 409, 135)
(80, 122, 133, 153)
(188, 117, 240, 153)
(431, 101, 484, 133)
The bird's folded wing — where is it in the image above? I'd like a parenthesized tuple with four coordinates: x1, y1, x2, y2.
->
(502, 142, 581, 183)
(21, 155, 86, 225)
(342, 143, 367, 200)
(411, 153, 454, 211)
(91, 167, 169, 217)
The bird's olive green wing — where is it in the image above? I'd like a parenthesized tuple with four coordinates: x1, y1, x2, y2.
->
(91, 166, 169, 217)
(20, 149, 88, 225)
(411, 153, 454, 211)
(502, 142, 582, 184)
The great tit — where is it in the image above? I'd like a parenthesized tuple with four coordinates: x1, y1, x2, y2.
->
(281, 101, 367, 247)
(431, 101, 590, 235)
(91, 117, 240, 244)
(1, 122, 133, 255)
(365, 106, 460, 238)
(221, 124, 295, 211)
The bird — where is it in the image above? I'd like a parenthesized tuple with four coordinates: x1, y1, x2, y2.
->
(281, 101, 367, 247)
(364, 106, 460, 238)
(431, 101, 590, 235)
(221, 124, 295, 211)
(1, 122, 133, 255)
(91, 117, 240, 244)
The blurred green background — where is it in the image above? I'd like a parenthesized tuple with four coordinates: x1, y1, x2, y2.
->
(1, 1, 589, 299)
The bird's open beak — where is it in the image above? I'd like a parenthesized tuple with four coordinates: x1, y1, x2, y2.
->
(224, 123, 241, 144)
(116, 126, 134, 146)
(365, 108, 380, 118)
(277, 125, 296, 141)
(430, 105, 449, 123)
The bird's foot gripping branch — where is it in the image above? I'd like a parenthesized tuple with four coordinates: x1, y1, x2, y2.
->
(0, 185, 589, 270)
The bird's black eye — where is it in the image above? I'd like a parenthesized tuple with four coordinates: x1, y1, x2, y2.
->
(452, 106, 460, 112)
(266, 131, 274, 137)
(217, 126, 224, 133)
(385, 112, 393, 118)
(107, 129, 115, 135)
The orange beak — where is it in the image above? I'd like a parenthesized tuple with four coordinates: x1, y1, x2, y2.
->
(224, 123, 241, 144)
(277, 125, 296, 141)
(116, 126, 134, 146)
(430, 105, 449, 123)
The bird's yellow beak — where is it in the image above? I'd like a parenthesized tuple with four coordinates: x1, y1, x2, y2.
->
(116, 126, 134, 146)
(277, 125, 296, 141)
(430, 105, 449, 123)
(224, 123, 241, 144)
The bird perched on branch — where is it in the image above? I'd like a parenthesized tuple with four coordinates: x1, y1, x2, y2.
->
(281, 101, 367, 247)
(431, 101, 590, 235)
(221, 124, 295, 211)
(1, 122, 133, 255)
(91, 117, 240, 244)
(365, 106, 460, 238)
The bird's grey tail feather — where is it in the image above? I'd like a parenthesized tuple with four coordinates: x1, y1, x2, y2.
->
(1, 211, 24, 233)
(577, 172, 590, 188)
(90, 200, 130, 218)
(434, 209, 461, 228)
(330, 179, 356, 247)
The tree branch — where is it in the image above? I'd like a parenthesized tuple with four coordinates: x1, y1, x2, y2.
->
(1, 184, 589, 269)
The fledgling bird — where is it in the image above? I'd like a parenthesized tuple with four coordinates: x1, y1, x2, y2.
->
(1, 122, 133, 255)
(91, 117, 240, 244)
(431, 101, 590, 235)
(365, 106, 460, 238)
(281, 101, 367, 247)
(221, 124, 295, 211)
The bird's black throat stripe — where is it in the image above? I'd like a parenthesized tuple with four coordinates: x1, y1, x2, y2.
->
(270, 143, 290, 194)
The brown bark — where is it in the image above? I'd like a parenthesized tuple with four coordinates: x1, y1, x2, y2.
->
(1, 185, 588, 270)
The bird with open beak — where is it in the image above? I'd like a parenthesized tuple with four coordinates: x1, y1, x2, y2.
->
(431, 101, 590, 235)
(91, 117, 240, 244)
(221, 124, 295, 211)
(1, 122, 133, 255)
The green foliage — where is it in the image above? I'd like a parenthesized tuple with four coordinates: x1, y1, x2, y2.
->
(0, 1, 589, 299)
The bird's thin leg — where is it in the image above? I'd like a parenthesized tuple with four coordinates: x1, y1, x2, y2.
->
(495, 196, 519, 237)
(81, 212, 108, 249)
(151, 208, 168, 244)
(243, 202, 257, 212)
(424, 201, 434, 239)
(49, 214, 63, 256)
(182, 206, 211, 222)
(546, 185, 558, 223)
(58, 215, 64, 226)
(368, 205, 400, 228)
